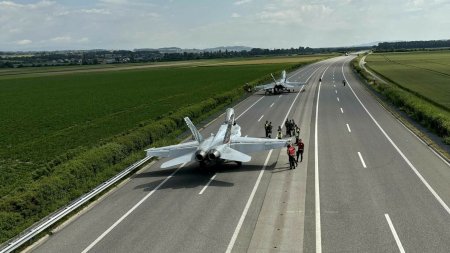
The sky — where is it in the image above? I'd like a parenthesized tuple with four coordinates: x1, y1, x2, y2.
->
(1, 0, 449, 51)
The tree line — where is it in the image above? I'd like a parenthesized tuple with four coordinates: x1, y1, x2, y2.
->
(376, 40, 450, 51)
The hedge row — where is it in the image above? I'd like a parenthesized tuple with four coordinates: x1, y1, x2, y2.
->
(352, 57, 450, 144)
(0, 84, 245, 243)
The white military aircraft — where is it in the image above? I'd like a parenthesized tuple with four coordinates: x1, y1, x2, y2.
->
(146, 108, 290, 168)
(255, 70, 304, 95)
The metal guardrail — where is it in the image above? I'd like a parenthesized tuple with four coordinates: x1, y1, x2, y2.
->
(0, 156, 153, 253)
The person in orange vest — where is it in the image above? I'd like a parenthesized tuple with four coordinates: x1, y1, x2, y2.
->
(296, 138, 305, 163)
(287, 144, 296, 169)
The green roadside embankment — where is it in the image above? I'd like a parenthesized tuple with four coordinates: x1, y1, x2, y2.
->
(351, 51, 450, 156)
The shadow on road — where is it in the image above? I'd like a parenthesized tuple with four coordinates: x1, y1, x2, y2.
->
(133, 161, 278, 192)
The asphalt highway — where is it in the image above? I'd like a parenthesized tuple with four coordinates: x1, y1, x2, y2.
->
(30, 56, 450, 253)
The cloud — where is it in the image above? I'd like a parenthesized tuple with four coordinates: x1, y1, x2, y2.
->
(231, 13, 241, 18)
(80, 8, 111, 15)
(50, 36, 72, 43)
(255, 3, 333, 25)
(17, 39, 32, 45)
(234, 0, 252, 5)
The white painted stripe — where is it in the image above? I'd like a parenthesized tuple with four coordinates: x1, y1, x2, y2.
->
(314, 61, 333, 253)
(357, 152, 367, 168)
(270, 102, 275, 108)
(335, 90, 337, 94)
(340, 108, 344, 114)
(279, 95, 282, 98)
(346, 123, 351, 133)
(236, 96, 264, 120)
(342, 60, 450, 215)
(337, 97, 340, 102)
(385, 214, 405, 253)
(225, 150, 272, 253)
(315, 81, 322, 253)
(82, 163, 186, 253)
(245, 135, 248, 137)
(258, 115, 264, 122)
(199, 174, 216, 195)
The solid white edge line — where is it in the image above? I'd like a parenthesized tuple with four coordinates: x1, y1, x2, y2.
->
(199, 174, 217, 195)
(81, 163, 186, 253)
(257, 114, 264, 122)
(315, 81, 322, 253)
(357, 152, 367, 168)
(314, 61, 333, 253)
(236, 96, 264, 120)
(346, 123, 352, 133)
(270, 102, 275, 108)
(385, 214, 405, 253)
(340, 108, 344, 114)
(225, 150, 273, 253)
(342, 59, 450, 215)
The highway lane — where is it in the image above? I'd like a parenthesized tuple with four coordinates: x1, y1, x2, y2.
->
(30, 58, 329, 253)
(29, 55, 450, 253)
(303, 57, 450, 252)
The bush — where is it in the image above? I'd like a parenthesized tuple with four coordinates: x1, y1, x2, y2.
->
(351, 57, 450, 142)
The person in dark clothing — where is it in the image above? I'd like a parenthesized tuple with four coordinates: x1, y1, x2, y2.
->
(343, 80, 346, 86)
(285, 119, 290, 136)
(268, 122, 273, 138)
(296, 138, 305, 162)
(264, 121, 269, 137)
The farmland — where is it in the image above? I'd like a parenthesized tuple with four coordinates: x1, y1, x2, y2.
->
(365, 51, 450, 110)
(0, 55, 329, 209)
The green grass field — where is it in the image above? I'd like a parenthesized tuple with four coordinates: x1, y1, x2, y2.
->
(365, 51, 450, 110)
(0, 56, 327, 199)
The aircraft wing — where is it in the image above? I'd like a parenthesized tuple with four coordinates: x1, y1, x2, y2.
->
(285, 81, 305, 86)
(255, 83, 274, 91)
(146, 141, 199, 158)
(229, 136, 290, 154)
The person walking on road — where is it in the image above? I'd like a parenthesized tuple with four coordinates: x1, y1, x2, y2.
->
(268, 122, 273, 138)
(287, 144, 296, 169)
(296, 138, 305, 163)
(294, 126, 300, 142)
(277, 126, 283, 139)
(343, 80, 346, 86)
(264, 121, 269, 137)
(285, 119, 291, 137)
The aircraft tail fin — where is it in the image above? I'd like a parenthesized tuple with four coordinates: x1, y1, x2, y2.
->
(220, 147, 251, 162)
(184, 117, 203, 142)
(270, 73, 277, 83)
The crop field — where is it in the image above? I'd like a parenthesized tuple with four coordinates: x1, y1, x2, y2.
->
(365, 51, 450, 110)
(0, 54, 331, 80)
(0, 56, 326, 199)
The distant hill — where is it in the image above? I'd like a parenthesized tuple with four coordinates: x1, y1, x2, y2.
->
(134, 46, 252, 53)
(203, 46, 252, 52)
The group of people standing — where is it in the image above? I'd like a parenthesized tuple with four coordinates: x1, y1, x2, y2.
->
(264, 119, 305, 170)
(287, 138, 304, 170)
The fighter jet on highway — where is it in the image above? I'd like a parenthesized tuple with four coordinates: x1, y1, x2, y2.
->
(255, 70, 304, 95)
(146, 108, 290, 168)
